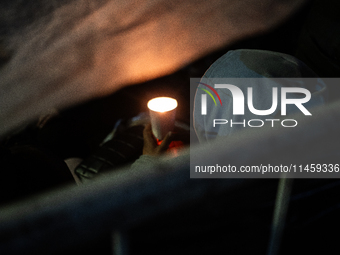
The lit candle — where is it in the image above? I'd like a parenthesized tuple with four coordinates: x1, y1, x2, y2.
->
(147, 97, 177, 140)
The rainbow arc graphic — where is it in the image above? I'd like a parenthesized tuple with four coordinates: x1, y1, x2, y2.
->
(198, 82, 222, 106)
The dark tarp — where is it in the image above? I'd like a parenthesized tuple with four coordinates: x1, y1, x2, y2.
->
(0, 0, 306, 136)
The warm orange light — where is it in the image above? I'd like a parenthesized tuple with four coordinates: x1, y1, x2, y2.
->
(147, 97, 178, 113)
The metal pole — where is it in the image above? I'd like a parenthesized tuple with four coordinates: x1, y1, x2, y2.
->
(267, 176, 294, 255)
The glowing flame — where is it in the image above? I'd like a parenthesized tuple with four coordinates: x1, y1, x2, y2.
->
(147, 97, 177, 112)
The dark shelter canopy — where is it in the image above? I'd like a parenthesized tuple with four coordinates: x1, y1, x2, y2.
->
(0, 0, 306, 136)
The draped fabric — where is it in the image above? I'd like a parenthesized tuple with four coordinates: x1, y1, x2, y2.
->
(0, 0, 306, 136)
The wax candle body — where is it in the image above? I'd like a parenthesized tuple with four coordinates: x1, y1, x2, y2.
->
(147, 97, 177, 140)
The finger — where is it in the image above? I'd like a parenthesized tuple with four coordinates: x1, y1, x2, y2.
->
(143, 123, 153, 140)
(143, 123, 152, 134)
(143, 123, 157, 147)
(158, 132, 173, 152)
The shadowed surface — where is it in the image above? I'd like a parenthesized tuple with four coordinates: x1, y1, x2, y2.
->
(0, 0, 306, 136)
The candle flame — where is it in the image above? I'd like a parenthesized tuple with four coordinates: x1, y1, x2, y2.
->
(147, 97, 177, 112)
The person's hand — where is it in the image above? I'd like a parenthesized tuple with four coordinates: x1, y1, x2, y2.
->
(142, 123, 173, 156)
